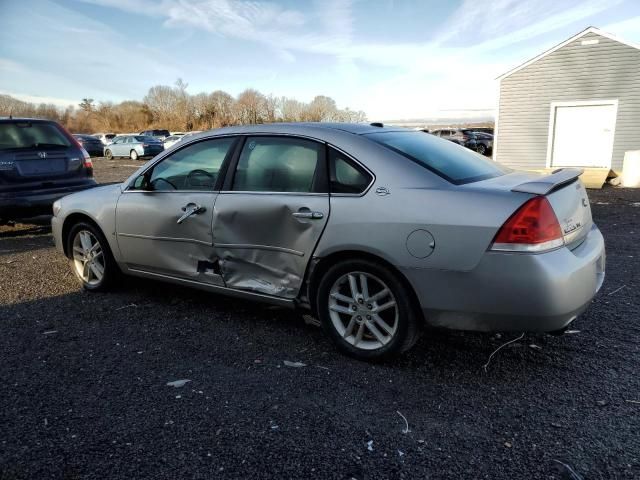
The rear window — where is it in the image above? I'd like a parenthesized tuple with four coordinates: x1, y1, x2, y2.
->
(367, 131, 507, 184)
(154, 130, 170, 136)
(0, 122, 71, 151)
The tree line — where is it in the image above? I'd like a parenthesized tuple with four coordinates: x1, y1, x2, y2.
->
(0, 79, 367, 133)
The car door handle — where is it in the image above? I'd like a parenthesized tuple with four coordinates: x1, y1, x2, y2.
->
(177, 203, 206, 224)
(292, 211, 324, 219)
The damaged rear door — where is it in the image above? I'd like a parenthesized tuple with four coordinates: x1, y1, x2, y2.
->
(212, 135, 329, 298)
(116, 137, 237, 284)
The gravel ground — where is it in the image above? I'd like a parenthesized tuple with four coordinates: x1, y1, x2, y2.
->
(1, 159, 639, 479)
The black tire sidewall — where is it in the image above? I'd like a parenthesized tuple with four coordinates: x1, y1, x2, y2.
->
(105, 149, 113, 159)
(66, 221, 116, 291)
(316, 259, 419, 360)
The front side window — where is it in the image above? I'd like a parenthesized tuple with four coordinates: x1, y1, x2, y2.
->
(232, 136, 322, 193)
(329, 148, 372, 194)
(367, 131, 508, 185)
(136, 137, 235, 191)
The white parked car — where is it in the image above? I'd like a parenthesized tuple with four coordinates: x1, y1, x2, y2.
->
(163, 135, 184, 149)
(93, 133, 116, 145)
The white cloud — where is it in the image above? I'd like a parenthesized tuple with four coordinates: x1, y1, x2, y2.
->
(602, 16, 640, 44)
(22, 0, 635, 119)
(0, 90, 77, 108)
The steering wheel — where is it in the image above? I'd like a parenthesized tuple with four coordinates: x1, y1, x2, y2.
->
(150, 177, 177, 190)
(186, 169, 215, 188)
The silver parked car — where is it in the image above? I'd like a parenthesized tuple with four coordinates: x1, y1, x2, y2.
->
(51, 123, 605, 360)
(104, 135, 164, 161)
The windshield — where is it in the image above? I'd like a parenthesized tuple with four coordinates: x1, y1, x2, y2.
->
(0, 122, 71, 151)
(367, 131, 508, 184)
(135, 136, 156, 142)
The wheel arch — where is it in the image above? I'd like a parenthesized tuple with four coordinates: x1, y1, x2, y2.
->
(61, 212, 105, 258)
(305, 249, 424, 323)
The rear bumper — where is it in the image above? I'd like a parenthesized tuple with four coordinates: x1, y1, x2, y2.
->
(402, 224, 605, 332)
(0, 181, 98, 219)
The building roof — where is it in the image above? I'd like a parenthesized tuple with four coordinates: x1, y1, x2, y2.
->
(497, 26, 640, 80)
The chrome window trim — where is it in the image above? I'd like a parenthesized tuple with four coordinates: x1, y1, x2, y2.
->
(125, 131, 376, 197)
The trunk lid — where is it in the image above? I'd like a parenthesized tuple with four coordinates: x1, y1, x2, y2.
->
(0, 147, 88, 193)
(468, 168, 593, 249)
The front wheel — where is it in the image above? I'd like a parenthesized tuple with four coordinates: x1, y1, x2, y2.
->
(476, 143, 486, 155)
(316, 259, 421, 360)
(130, 149, 139, 160)
(105, 149, 113, 160)
(67, 222, 118, 291)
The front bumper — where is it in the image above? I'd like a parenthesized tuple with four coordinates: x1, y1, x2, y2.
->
(401, 225, 605, 332)
(0, 181, 97, 219)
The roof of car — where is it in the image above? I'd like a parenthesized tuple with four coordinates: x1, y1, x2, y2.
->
(0, 117, 58, 123)
(193, 122, 407, 138)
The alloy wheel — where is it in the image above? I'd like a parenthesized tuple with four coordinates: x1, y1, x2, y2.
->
(72, 230, 105, 286)
(328, 271, 399, 350)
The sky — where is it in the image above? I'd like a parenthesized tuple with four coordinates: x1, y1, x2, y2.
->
(1, 0, 640, 121)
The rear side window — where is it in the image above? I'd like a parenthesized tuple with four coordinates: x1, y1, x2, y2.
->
(367, 131, 507, 184)
(232, 137, 322, 193)
(329, 148, 372, 194)
(0, 122, 71, 150)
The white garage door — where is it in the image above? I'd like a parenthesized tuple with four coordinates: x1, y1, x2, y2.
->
(550, 102, 617, 168)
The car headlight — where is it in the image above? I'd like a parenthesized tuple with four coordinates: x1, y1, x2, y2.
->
(52, 200, 62, 217)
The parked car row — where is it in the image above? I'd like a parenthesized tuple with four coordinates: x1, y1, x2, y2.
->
(76, 129, 202, 158)
(430, 129, 494, 156)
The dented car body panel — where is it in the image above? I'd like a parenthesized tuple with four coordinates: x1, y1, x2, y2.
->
(212, 192, 329, 298)
(52, 122, 606, 333)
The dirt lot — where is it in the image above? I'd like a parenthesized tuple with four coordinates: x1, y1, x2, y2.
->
(1, 158, 639, 479)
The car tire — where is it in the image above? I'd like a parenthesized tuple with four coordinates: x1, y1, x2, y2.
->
(476, 144, 486, 155)
(105, 149, 113, 160)
(130, 150, 139, 161)
(316, 259, 421, 360)
(66, 221, 118, 292)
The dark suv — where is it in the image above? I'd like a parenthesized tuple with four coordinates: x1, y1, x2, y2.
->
(139, 129, 171, 140)
(0, 118, 97, 222)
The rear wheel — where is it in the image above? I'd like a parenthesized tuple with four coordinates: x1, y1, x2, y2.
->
(130, 150, 139, 161)
(66, 222, 118, 291)
(105, 149, 113, 160)
(476, 143, 486, 155)
(316, 259, 421, 360)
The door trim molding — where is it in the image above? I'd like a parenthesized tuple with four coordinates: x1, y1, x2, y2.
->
(214, 243, 305, 257)
(118, 232, 212, 246)
(126, 268, 295, 307)
(545, 99, 618, 169)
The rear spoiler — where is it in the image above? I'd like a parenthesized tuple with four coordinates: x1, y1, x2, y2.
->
(511, 168, 583, 195)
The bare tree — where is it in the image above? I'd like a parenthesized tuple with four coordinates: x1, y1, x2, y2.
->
(235, 89, 266, 124)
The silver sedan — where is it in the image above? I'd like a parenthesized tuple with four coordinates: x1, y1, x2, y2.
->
(51, 123, 605, 360)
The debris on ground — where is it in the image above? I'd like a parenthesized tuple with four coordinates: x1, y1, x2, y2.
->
(116, 303, 137, 311)
(366, 440, 374, 452)
(596, 400, 608, 406)
(552, 459, 584, 480)
(482, 333, 524, 372)
(397, 411, 410, 434)
(283, 360, 306, 368)
(607, 285, 626, 296)
(625, 400, 640, 405)
(529, 344, 542, 351)
(166, 379, 191, 388)
(565, 330, 581, 334)
(43, 330, 58, 335)
(504, 441, 512, 448)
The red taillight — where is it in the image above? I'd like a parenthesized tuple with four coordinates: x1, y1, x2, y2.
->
(490, 196, 564, 253)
